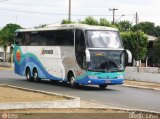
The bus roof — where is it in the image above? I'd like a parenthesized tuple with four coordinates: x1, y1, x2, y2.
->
(16, 24, 119, 32)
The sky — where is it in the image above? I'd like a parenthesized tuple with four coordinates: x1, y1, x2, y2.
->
(0, 0, 160, 28)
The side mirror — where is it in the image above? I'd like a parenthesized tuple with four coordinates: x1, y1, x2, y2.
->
(11, 44, 14, 48)
(85, 49, 90, 62)
(125, 49, 132, 63)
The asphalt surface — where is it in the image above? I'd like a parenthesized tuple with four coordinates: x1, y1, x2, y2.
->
(0, 70, 160, 113)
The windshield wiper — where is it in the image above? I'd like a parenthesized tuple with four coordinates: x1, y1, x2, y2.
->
(108, 69, 124, 72)
(88, 69, 107, 72)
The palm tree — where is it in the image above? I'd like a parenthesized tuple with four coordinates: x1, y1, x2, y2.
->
(0, 31, 8, 62)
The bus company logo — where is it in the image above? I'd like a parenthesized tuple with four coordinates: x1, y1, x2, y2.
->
(41, 48, 54, 55)
(1, 113, 7, 119)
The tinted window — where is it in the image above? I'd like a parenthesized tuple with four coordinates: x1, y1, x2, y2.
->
(75, 29, 86, 69)
(88, 50, 125, 72)
(15, 30, 74, 46)
(86, 30, 123, 48)
(15, 32, 25, 45)
(30, 32, 38, 45)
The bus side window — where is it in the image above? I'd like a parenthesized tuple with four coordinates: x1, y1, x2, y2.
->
(75, 29, 86, 69)
(15, 32, 24, 45)
(30, 34, 38, 46)
(64, 30, 74, 46)
(55, 30, 64, 46)
(25, 33, 31, 45)
(46, 31, 56, 46)
(75, 30, 85, 51)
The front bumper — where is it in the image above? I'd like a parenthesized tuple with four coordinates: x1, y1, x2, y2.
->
(76, 76, 124, 85)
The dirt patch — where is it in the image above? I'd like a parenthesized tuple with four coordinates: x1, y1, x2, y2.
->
(0, 108, 128, 119)
(0, 108, 126, 113)
(0, 86, 66, 103)
(0, 109, 159, 119)
(124, 80, 160, 90)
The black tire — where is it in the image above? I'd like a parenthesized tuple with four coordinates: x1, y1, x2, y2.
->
(99, 84, 107, 89)
(33, 68, 41, 83)
(26, 68, 33, 82)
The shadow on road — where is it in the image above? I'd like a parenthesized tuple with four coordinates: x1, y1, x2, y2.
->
(20, 79, 119, 92)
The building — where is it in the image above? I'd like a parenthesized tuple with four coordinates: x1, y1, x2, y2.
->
(0, 46, 11, 61)
(146, 35, 157, 67)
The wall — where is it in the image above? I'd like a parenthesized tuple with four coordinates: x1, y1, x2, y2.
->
(125, 67, 160, 83)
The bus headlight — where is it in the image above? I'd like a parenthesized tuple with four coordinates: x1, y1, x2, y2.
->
(117, 75, 124, 79)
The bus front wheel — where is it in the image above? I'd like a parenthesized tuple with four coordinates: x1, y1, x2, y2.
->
(33, 68, 41, 83)
(26, 68, 33, 82)
(99, 84, 107, 89)
(69, 75, 79, 88)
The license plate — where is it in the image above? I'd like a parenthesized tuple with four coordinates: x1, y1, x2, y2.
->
(105, 80, 111, 83)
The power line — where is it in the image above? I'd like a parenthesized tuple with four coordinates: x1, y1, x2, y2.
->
(0, 8, 67, 15)
(0, 7, 135, 18)
(0, 8, 113, 16)
(0, 0, 9, 2)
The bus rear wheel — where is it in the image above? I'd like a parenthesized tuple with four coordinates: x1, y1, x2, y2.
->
(26, 68, 33, 82)
(33, 69, 41, 83)
(99, 84, 107, 89)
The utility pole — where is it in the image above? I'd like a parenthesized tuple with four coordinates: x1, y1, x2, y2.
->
(68, 0, 71, 21)
(135, 12, 139, 25)
(109, 8, 118, 24)
(135, 12, 140, 71)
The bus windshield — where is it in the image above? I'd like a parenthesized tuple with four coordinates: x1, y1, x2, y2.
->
(88, 50, 125, 72)
(86, 30, 123, 48)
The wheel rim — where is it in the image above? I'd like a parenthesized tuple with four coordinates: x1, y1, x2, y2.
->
(33, 69, 41, 82)
(33, 72, 38, 79)
(26, 70, 30, 80)
(70, 77, 75, 86)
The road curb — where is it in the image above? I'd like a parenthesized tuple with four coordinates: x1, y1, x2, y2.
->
(0, 84, 80, 110)
(123, 84, 160, 91)
(81, 101, 160, 114)
(0, 67, 13, 70)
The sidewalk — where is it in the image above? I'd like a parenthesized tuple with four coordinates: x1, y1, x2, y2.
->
(123, 80, 160, 91)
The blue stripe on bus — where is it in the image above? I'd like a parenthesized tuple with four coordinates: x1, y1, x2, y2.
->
(14, 53, 62, 81)
(76, 76, 124, 85)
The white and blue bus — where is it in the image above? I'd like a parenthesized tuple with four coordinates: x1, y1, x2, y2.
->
(14, 24, 132, 89)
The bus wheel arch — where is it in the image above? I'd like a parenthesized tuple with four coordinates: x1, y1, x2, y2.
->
(33, 67, 41, 82)
(25, 67, 33, 82)
(67, 70, 79, 88)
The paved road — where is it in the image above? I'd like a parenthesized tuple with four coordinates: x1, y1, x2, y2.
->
(0, 70, 160, 113)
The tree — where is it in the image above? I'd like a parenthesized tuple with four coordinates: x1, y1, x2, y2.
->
(132, 22, 155, 36)
(0, 23, 22, 62)
(0, 30, 8, 62)
(61, 19, 76, 24)
(80, 16, 99, 25)
(155, 26, 160, 37)
(153, 37, 160, 67)
(2, 24, 22, 45)
(121, 31, 148, 61)
(34, 24, 47, 28)
(99, 18, 111, 27)
(115, 20, 132, 32)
